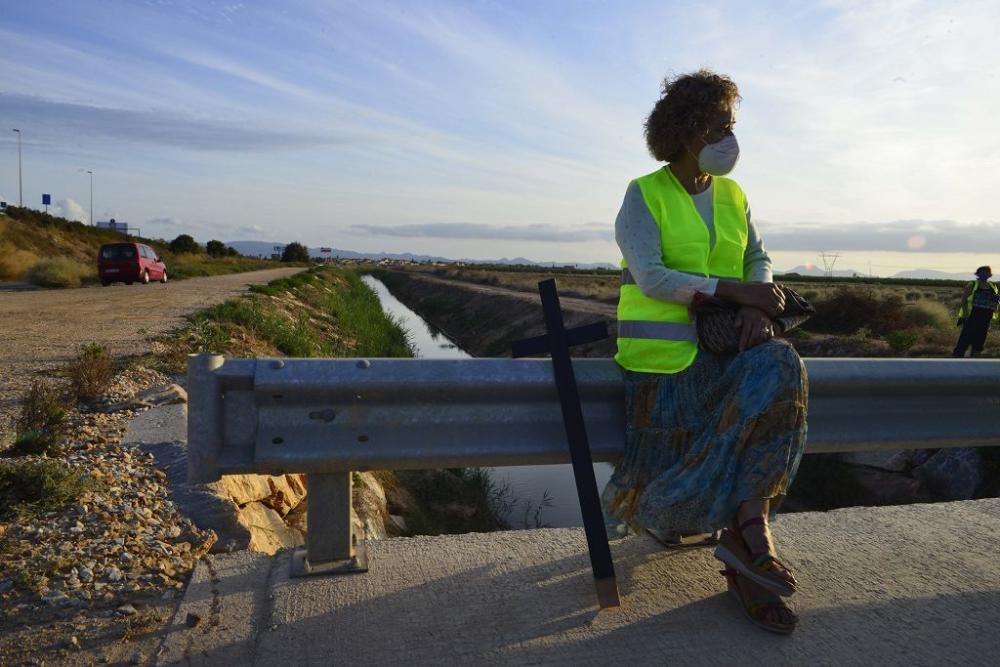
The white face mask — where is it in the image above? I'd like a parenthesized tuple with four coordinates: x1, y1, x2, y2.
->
(697, 134, 740, 176)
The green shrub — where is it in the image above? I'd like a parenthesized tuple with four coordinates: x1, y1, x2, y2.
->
(281, 242, 310, 263)
(169, 234, 201, 254)
(806, 287, 909, 335)
(886, 329, 919, 353)
(7, 382, 66, 457)
(781, 327, 812, 340)
(904, 299, 953, 330)
(0, 460, 93, 519)
(66, 343, 114, 401)
(26, 257, 95, 288)
(205, 240, 228, 257)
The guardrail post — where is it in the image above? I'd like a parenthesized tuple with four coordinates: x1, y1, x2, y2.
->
(291, 472, 368, 576)
(187, 353, 225, 484)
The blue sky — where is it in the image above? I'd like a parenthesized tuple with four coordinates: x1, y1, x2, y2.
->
(2, 0, 999, 273)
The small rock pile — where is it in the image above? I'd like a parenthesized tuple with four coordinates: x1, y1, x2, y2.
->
(0, 366, 217, 620)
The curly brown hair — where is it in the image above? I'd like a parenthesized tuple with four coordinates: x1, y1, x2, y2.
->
(644, 69, 741, 163)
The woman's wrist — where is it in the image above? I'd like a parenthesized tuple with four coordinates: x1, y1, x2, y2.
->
(715, 280, 744, 303)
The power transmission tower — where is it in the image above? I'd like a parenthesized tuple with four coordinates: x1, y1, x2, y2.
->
(819, 252, 840, 278)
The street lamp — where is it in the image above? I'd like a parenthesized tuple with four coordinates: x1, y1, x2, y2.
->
(11, 129, 21, 208)
(80, 168, 93, 225)
(87, 170, 93, 225)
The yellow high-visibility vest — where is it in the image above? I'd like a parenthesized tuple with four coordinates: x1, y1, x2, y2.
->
(960, 281, 1000, 321)
(616, 167, 748, 374)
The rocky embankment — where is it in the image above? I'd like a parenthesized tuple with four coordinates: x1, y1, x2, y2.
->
(0, 363, 394, 664)
(0, 370, 216, 615)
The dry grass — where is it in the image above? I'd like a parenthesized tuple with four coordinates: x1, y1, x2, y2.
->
(26, 257, 97, 288)
(66, 343, 115, 402)
(0, 243, 41, 280)
(7, 382, 67, 457)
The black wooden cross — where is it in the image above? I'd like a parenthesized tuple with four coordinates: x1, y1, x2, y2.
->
(511, 278, 620, 609)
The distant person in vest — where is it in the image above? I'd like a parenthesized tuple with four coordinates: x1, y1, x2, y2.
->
(602, 70, 806, 634)
(952, 265, 1000, 358)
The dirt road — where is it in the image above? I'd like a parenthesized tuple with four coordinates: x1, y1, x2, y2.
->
(407, 273, 617, 319)
(0, 268, 301, 445)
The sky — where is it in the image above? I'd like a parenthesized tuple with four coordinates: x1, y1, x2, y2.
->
(2, 0, 1000, 274)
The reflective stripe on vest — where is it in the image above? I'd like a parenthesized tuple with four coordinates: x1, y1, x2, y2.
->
(621, 267, 729, 285)
(963, 281, 1000, 320)
(970, 282, 1000, 309)
(615, 167, 748, 374)
(617, 320, 698, 342)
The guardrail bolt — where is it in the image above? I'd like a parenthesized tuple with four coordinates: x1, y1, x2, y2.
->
(270, 360, 285, 370)
(356, 359, 371, 369)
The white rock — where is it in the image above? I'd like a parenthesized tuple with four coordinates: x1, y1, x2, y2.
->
(116, 604, 137, 616)
(44, 591, 70, 606)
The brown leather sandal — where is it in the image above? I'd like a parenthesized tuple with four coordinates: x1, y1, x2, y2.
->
(721, 568, 797, 634)
(713, 520, 797, 597)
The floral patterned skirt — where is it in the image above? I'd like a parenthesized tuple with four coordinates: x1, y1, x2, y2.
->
(602, 339, 808, 537)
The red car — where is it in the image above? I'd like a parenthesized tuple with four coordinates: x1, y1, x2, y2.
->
(97, 242, 168, 286)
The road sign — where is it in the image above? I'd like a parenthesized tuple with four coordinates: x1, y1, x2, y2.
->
(42, 194, 51, 206)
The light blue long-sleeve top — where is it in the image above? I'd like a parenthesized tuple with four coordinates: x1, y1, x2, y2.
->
(614, 177, 772, 305)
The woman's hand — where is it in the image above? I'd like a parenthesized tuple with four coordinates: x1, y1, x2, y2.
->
(716, 281, 785, 317)
(734, 306, 774, 351)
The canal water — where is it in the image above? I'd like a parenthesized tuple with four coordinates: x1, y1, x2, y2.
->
(362, 275, 615, 529)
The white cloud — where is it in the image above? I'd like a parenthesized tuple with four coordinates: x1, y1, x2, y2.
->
(147, 216, 183, 227)
(349, 221, 612, 243)
(52, 198, 89, 223)
(760, 218, 1000, 252)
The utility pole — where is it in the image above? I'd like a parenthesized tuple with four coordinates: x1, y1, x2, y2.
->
(11, 129, 21, 207)
(80, 169, 94, 225)
(819, 251, 840, 278)
(88, 170, 93, 226)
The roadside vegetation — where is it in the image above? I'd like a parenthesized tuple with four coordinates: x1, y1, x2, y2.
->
(0, 341, 118, 521)
(158, 265, 412, 364)
(154, 266, 506, 535)
(395, 263, 989, 358)
(0, 206, 280, 287)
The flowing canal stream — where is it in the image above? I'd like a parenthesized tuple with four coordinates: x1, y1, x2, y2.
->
(362, 275, 615, 529)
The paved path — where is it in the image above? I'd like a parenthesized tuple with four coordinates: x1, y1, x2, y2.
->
(161, 498, 1000, 666)
(0, 268, 300, 444)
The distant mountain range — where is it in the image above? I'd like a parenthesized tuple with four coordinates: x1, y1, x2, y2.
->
(226, 241, 618, 270)
(890, 269, 975, 281)
(227, 241, 976, 280)
(779, 265, 972, 280)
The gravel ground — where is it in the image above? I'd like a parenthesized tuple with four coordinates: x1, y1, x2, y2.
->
(0, 268, 300, 665)
(0, 368, 217, 665)
(0, 268, 300, 447)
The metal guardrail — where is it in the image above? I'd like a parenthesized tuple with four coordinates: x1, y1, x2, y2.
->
(187, 354, 1000, 575)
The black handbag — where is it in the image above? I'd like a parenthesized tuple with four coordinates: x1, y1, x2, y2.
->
(692, 285, 815, 354)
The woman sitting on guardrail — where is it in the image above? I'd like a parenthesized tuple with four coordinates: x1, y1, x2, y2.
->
(602, 69, 807, 634)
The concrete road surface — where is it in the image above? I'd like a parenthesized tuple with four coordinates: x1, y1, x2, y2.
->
(161, 498, 1000, 666)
